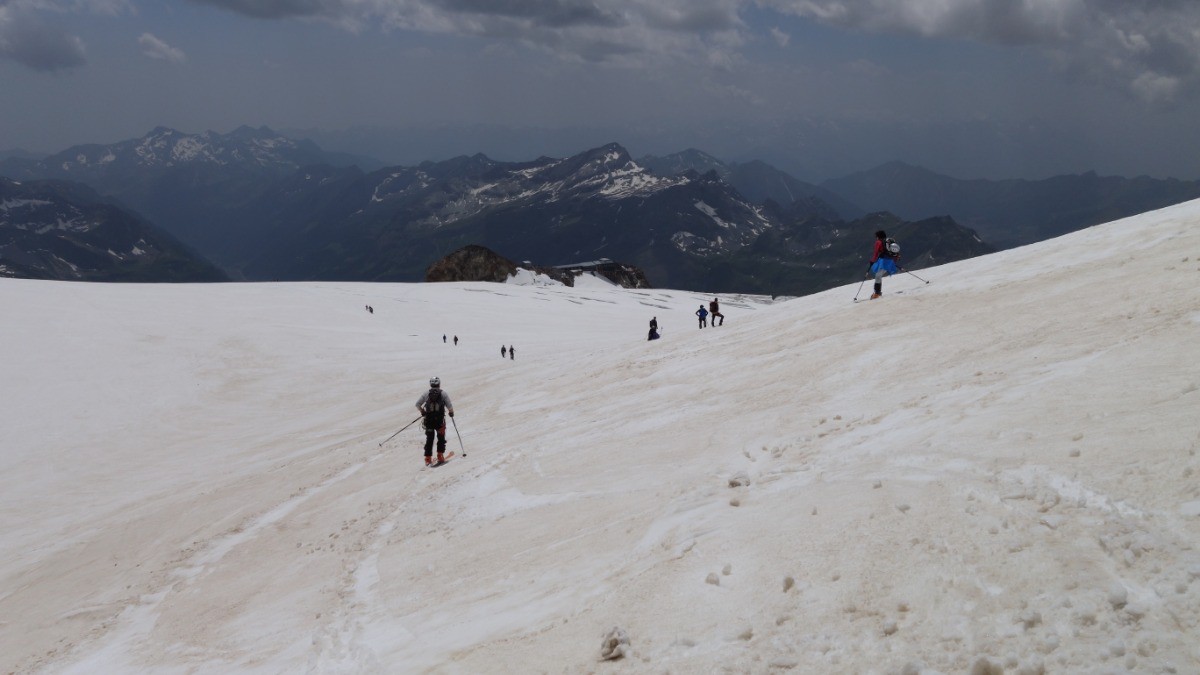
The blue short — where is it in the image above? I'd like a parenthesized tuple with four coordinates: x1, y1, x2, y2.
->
(870, 258, 899, 276)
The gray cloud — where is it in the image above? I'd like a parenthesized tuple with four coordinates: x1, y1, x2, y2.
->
(0, 7, 87, 71)
(176, 0, 1200, 103)
(184, 0, 744, 63)
(435, 0, 623, 29)
(762, 0, 1078, 44)
(185, 0, 339, 20)
(186, 0, 626, 27)
(765, 0, 1200, 103)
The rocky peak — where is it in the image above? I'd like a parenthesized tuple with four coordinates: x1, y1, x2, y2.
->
(425, 245, 572, 285)
(424, 245, 651, 288)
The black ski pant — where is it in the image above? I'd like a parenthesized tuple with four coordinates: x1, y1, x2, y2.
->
(424, 424, 447, 456)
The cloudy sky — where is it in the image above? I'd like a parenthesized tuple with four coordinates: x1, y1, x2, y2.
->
(2, 0, 1200, 180)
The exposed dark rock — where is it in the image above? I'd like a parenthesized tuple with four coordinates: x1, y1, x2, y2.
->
(425, 245, 652, 289)
(424, 245, 574, 285)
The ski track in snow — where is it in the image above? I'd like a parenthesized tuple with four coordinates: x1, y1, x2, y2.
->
(57, 455, 374, 674)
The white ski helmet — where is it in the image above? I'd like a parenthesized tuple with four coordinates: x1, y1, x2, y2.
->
(429, 377, 440, 388)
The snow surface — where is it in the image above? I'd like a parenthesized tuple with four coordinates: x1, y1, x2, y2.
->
(505, 268, 563, 287)
(2, 200, 1200, 673)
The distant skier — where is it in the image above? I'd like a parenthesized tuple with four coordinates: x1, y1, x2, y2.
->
(453, 335, 459, 346)
(501, 345, 507, 358)
(443, 334, 447, 344)
(509, 345, 514, 360)
(650, 316, 658, 332)
(416, 377, 455, 466)
(867, 230, 901, 299)
(696, 304, 708, 328)
(708, 298, 723, 326)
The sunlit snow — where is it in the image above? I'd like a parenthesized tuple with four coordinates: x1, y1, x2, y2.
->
(2, 200, 1199, 673)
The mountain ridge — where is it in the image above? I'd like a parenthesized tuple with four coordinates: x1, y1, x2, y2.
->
(821, 161, 1200, 248)
(11, 128, 1145, 292)
(0, 177, 227, 281)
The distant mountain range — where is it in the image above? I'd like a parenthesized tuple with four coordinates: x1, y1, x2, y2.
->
(822, 161, 1200, 249)
(0, 126, 371, 266)
(3, 126, 1195, 292)
(0, 177, 226, 282)
(638, 149, 863, 221)
(0, 148, 43, 162)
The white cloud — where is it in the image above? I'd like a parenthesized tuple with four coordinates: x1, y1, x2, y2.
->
(769, 26, 789, 47)
(138, 32, 186, 63)
(1131, 71, 1180, 104)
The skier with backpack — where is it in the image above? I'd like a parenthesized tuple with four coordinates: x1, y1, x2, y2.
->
(709, 298, 724, 326)
(415, 377, 455, 466)
(867, 230, 901, 299)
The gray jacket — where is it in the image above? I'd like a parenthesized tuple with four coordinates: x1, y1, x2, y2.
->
(416, 389, 454, 415)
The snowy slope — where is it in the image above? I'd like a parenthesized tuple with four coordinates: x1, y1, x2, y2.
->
(2, 199, 1199, 673)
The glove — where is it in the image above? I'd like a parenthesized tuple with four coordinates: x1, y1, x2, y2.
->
(449, 411, 454, 417)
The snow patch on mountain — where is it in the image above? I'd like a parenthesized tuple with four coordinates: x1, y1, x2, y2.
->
(171, 136, 208, 163)
(1, 198, 53, 211)
(506, 268, 565, 287)
(694, 200, 735, 229)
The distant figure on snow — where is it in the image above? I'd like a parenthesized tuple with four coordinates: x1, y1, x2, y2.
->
(368, 305, 373, 314)
(501, 345, 507, 358)
(650, 316, 658, 332)
(696, 304, 708, 328)
(867, 229, 901, 299)
(708, 298, 723, 326)
(453, 335, 459, 346)
(443, 334, 447, 343)
(416, 377, 455, 466)
(509, 345, 515, 360)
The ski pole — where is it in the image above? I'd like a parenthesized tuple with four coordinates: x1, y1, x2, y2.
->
(451, 416, 466, 457)
(853, 275, 868, 302)
(902, 269, 930, 284)
(379, 416, 422, 447)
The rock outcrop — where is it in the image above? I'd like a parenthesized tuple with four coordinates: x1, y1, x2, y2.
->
(424, 245, 652, 289)
(424, 245, 573, 285)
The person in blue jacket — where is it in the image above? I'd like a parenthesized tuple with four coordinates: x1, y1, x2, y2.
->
(867, 230, 900, 299)
(696, 304, 709, 328)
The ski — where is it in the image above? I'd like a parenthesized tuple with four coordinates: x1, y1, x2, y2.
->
(428, 451, 457, 468)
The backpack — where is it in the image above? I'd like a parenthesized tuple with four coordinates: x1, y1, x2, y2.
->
(881, 237, 900, 258)
(424, 389, 446, 427)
